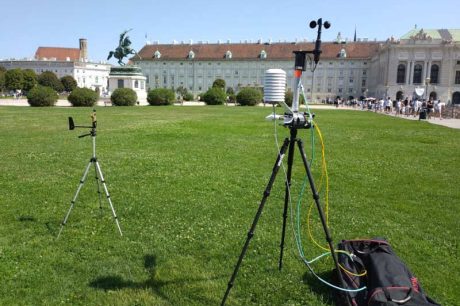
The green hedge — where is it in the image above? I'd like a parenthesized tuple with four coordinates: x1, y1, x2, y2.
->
(111, 88, 137, 106)
(27, 85, 58, 107)
(147, 88, 175, 106)
(236, 87, 262, 106)
(68, 87, 98, 107)
(202, 87, 226, 105)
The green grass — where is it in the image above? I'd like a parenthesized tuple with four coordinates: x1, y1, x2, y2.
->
(0, 106, 458, 305)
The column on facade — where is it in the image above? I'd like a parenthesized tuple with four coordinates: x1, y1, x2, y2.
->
(407, 61, 413, 85)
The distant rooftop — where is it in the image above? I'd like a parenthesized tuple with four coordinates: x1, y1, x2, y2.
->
(400, 28, 460, 42)
(134, 41, 380, 61)
(35, 47, 81, 61)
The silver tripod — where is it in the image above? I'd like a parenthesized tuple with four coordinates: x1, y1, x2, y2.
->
(57, 111, 122, 238)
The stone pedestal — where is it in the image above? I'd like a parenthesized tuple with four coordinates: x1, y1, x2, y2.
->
(108, 66, 147, 105)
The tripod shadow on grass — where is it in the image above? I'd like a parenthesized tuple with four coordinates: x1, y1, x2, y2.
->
(302, 270, 336, 305)
(89, 254, 220, 304)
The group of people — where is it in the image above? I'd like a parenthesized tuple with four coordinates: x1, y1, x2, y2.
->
(368, 97, 445, 119)
(332, 97, 446, 120)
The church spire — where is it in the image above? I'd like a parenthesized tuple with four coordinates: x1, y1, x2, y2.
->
(354, 25, 357, 42)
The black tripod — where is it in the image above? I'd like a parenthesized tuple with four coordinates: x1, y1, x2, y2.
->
(221, 122, 350, 305)
(57, 111, 122, 238)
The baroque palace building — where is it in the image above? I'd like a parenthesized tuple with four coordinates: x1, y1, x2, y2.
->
(133, 28, 460, 104)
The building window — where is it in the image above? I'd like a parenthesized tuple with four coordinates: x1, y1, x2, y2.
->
(396, 64, 406, 84)
(154, 50, 161, 59)
(362, 69, 367, 76)
(260, 50, 267, 59)
(455, 71, 460, 84)
(95, 76, 99, 83)
(117, 79, 124, 88)
(362, 79, 366, 87)
(413, 64, 423, 84)
(134, 80, 139, 88)
(430, 64, 439, 84)
(188, 50, 195, 59)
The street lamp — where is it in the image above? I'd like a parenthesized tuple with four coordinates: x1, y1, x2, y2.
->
(425, 77, 431, 101)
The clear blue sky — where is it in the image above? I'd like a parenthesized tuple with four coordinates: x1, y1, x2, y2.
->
(0, 0, 457, 65)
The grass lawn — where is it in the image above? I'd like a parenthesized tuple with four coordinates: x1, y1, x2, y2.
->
(0, 106, 458, 305)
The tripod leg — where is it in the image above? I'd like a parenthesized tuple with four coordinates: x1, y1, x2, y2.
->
(279, 128, 297, 271)
(94, 161, 123, 236)
(93, 161, 103, 216)
(57, 161, 92, 239)
(221, 138, 290, 306)
(296, 139, 351, 306)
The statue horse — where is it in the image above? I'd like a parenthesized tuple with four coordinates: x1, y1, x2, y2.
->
(107, 29, 138, 65)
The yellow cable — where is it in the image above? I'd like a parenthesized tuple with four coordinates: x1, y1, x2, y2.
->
(335, 250, 368, 277)
(306, 121, 368, 278)
(306, 120, 330, 251)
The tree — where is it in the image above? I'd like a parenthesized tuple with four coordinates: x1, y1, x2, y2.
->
(0, 70, 5, 93)
(68, 87, 98, 107)
(38, 71, 64, 92)
(226, 87, 234, 95)
(202, 87, 226, 105)
(27, 85, 58, 106)
(176, 86, 188, 98)
(236, 87, 263, 106)
(147, 88, 175, 105)
(61, 75, 78, 92)
(212, 78, 226, 90)
(5, 69, 24, 91)
(22, 69, 38, 92)
(111, 88, 137, 106)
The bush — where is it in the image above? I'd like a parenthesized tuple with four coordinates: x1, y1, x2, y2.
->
(68, 87, 98, 107)
(202, 87, 227, 105)
(284, 88, 305, 107)
(147, 88, 175, 106)
(27, 85, 58, 107)
(111, 88, 137, 106)
(183, 92, 194, 101)
(61, 75, 78, 92)
(236, 87, 263, 106)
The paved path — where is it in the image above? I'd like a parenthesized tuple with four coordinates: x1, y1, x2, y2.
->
(2, 99, 459, 129)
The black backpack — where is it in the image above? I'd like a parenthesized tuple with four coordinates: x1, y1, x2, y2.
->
(334, 238, 440, 306)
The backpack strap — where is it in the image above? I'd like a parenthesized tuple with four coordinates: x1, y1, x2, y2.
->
(382, 287, 413, 304)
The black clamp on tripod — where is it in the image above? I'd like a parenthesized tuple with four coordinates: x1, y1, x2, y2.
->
(57, 109, 123, 238)
(222, 19, 351, 306)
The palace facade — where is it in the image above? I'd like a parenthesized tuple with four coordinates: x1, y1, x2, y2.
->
(133, 28, 460, 104)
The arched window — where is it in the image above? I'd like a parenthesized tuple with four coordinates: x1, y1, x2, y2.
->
(413, 64, 423, 84)
(225, 50, 232, 59)
(260, 50, 267, 59)
(188, 50, 195, 59)
(452, 92, 460, 104)
(396, 64, 406, 84)
(430, 64, 439, 84)
(153, 50, 161, 59)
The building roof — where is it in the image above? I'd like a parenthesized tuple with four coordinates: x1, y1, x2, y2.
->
(133, 42, 380, 61)
(400, 28, 460, 42)
(34, 47, 81, 61)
